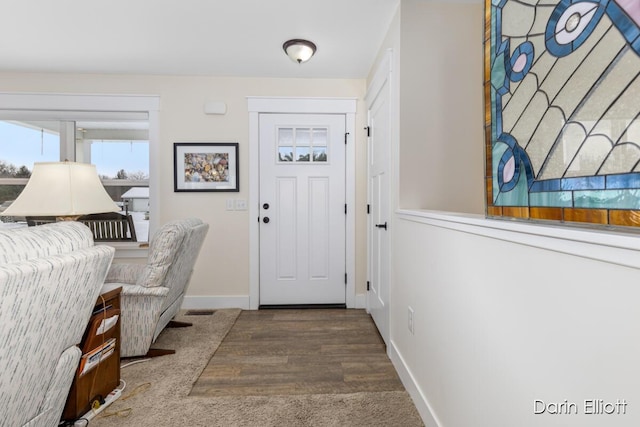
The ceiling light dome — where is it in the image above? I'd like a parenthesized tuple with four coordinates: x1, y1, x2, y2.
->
(283, 39, 317, 64)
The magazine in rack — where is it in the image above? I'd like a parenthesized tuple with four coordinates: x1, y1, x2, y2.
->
(78, 337, 116, 376)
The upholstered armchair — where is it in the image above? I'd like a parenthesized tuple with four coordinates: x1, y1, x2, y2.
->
(0, 222, 114, 427)
(102, 218, 209, 358)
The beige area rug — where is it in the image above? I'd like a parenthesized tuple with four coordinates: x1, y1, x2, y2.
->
(90, 309, 424, 427)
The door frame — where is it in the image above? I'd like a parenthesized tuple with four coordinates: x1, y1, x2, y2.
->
(248, 97, 357, 309)
(365, 49, 394, 343)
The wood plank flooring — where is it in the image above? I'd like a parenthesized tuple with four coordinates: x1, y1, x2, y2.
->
(190, 309, 406, 397)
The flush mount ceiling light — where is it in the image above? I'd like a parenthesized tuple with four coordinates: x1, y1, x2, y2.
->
(282, 39, 317, 64)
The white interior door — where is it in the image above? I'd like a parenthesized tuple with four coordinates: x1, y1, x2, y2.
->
(259, 113, 346, 306)
(367, 65, 391, 344)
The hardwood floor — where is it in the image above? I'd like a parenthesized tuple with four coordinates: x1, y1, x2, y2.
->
(190, 309, 406, 397)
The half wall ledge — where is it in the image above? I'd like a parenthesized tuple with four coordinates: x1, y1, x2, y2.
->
(396, 209, 640, 271)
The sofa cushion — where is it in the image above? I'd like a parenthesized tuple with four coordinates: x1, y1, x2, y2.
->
(135, 220, 188, 287)
(0, 221, 94, 265)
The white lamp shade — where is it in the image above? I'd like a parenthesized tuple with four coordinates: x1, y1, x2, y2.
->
(1, 162, 120, 217)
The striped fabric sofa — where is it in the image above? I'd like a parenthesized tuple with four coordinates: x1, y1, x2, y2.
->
(0, 222, 114, 427)
(102, 218, 209, 358)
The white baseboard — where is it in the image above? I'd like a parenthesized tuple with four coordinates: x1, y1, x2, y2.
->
(182, 295, 250, 310)
(388, 339, 441, 427)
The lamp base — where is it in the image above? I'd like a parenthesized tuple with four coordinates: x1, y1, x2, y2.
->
(56, 215, 82, 221)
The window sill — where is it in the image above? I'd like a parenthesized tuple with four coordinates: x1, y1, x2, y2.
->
(97, 241, 149, 259)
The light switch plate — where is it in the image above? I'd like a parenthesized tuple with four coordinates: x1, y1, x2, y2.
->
(235, 199, 247, 210)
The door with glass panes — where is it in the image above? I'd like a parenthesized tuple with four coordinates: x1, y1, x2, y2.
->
(259, 113, 346, 305)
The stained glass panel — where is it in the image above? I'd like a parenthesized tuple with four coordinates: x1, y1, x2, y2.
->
(485, 0, 640, 228)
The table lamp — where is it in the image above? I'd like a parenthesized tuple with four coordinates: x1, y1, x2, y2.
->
(0, 161, 120, 221)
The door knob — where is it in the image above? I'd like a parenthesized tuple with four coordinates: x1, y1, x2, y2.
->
(263, 217, 270, 223)
(375, 222, 387, 230)
(263, 203, 270, 210)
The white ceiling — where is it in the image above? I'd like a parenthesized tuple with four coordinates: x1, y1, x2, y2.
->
(1, 0, 400, 79)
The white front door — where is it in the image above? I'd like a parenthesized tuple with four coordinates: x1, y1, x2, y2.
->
(259, 113, 346, 306)
(367, 57, 392, 344)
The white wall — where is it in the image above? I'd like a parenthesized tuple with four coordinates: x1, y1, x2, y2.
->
(0, 74, 369, 304)
(392, 212, 640, 427)
(399, 0, 484, 213)
(369, 1, 640, 426)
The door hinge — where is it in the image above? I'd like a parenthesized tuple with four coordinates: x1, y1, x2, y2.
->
(345, 273, 348, 285)
(344, 132, 350, 144)
(364, 126, 371, 137)
(345, 204, 347, 215)
(367, 204, 370, 214)
(367, 281, 370, 291)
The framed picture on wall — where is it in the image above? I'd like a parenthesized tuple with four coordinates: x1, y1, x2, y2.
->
(173, 142, 239, 192)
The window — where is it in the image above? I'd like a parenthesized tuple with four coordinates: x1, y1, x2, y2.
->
(0, 93, 159, 241)
(0, 121, 60, 215)
(277, 127, 328, 163)
(0, 120, 150, 241)
(81, 125, 150, 242)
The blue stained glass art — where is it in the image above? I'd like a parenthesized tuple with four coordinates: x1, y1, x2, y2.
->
(485, 0, 640, 225)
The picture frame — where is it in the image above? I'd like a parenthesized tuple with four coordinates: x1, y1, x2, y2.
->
(174, 142, 239, 192)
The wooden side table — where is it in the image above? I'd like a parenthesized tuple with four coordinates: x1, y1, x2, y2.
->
(62, 286, 122, 421)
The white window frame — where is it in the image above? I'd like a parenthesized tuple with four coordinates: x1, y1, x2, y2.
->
(0, 92, 160, 250)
